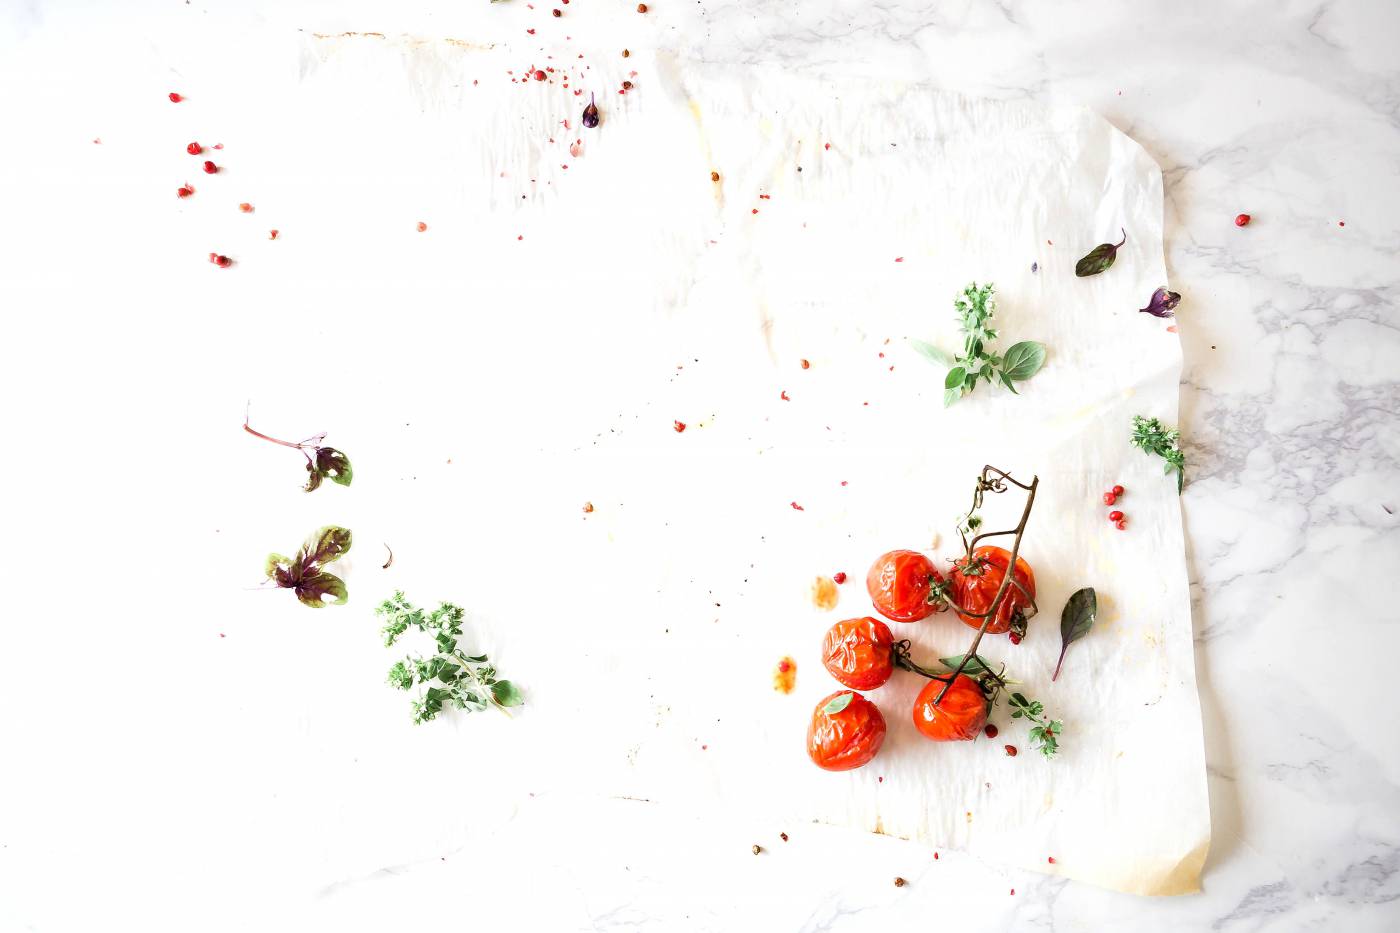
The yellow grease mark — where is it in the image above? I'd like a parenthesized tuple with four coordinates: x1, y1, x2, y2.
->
(772, 656, 797, 694)
(810, 576, 839, 611)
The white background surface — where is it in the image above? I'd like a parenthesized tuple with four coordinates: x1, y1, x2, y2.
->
(1, 2, 1398, 931)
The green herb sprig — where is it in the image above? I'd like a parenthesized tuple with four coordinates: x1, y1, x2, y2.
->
(377, 591, 523, 724)
(1008, 692, 1062, 758)
(911, 283, 1046, 407)
(1130, 414, 1185, 494)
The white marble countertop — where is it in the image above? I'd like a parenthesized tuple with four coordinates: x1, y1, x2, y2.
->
(2, 1, 1398, 930)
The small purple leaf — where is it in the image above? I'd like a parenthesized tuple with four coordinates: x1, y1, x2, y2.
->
(1138, 287, 1181, 318)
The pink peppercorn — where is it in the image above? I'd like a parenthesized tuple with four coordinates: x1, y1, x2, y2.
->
(1235, 213, 1251, 227)
(168, 92, 182, 102)
(833, 572, 847, 584)
(202, 161, 218, 174)
(187, 142, 202, 155)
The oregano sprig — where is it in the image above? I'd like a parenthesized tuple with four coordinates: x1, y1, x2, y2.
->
(265, 525, 352, 608)
(377, 591, 523, 724)
(1130, 414, 1186, 494)
(1008, 692, 1062, 758)
(910, 283, 1046, 407)
(244, 412, 353, 493)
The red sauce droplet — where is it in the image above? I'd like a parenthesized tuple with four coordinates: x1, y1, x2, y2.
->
(983, 724, 998, 738)
(673, 420, 686, 433)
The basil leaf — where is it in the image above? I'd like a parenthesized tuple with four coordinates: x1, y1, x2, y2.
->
(306, 526, 352, 566)
(1000, 341, 1046, 382)
(1053, 587, 1097, 681)
(303, 466, 324, 493)
(1074, 228, 1127, 277)
(940, 654, 990, 676)
(1138, 287, 1181, 318)
(944, 366, 967, 390)
(314, 447, 354, 488)
(909, 339, 954, 368)
(265, 553, 299, 587)
(295, 570, 348, 608)
(823, 692, 855, 715)
(490, 680, 524, 707)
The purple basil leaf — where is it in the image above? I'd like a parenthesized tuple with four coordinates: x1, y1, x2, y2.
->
(265, 553, 301, 588)
(1138, 287, 1181, 318)
(305, 526, 353, 567)
(303, 463, 323, 493)
(295, 570, 348, 608)
(314, 447, 353, 488)
(581, 93, 600, 129)
(1074, 228, 1127, 277)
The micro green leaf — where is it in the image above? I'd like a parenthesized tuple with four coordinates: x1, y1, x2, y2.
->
(490, 681, 524, 707)
(315, 447, 354, 487)
(1075, 228, 1127, 277)
(1054, 587, 1097, 681)
(1005, 691, 1063, 758)
(823, 692, 855, 715)
(265, 526, 353, 608)
(294, 570, 347, 608)
(244, 414, 353, 493)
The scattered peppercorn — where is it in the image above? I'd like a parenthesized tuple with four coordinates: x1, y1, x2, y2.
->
(1112, 484, 1125, 497)
(239, 203, 253, 213)
(779, 832, 788, 842)
(893, 877, 906, 887)
(1115, 519, 1127, 531)
(1103, 491, 1116, 506)
(417, 221, 428, 232)
(202, 161, 218, 174)
(623, 49, 630, 57)
(168, 92, 182, 102)
(800, 359, 810, 369)
(533, 70, 546, 81)
(1008, 633, 1021, 645)
(583, 501, 594, 513)
(177, 186, 194, 198)
(1108, 510, 1124, 522)
(711, 171, 720, 183)
(552, 8, 562, 15)
(622, 80, 633, 90)
(983, 723, 998, 738)
(751, 845, 761, 855)
(832, 572, 847, 584)
(186, 142, 202, 155)
(1004, 745, 1018, 757)
(1235, 213, 1251, 227)
(637, 3, 647, 10)
(673, 421, 686, 433)
(1048, 856, 1057, 864)
(211, 254, 231, 268)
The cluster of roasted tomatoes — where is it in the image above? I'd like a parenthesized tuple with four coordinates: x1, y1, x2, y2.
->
(807, 546, 1036, 772)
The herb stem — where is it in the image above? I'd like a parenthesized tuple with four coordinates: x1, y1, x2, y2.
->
(242, 421, 306, 450)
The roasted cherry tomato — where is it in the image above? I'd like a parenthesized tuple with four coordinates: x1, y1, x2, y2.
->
(911, 673, 989, 742)
(949, 545, 1036, 636)
(866, 549, 946, 622)
(807, 691, 887, 771)
(822, 617, 896, 691)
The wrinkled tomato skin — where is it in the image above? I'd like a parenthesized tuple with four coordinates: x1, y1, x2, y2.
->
(949, 546, 1036, 635)
(912, 674, 989, 742)
(867, 549, 945, 622)
(822, 617, 896, 691)
(807, 691, 887, 771)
